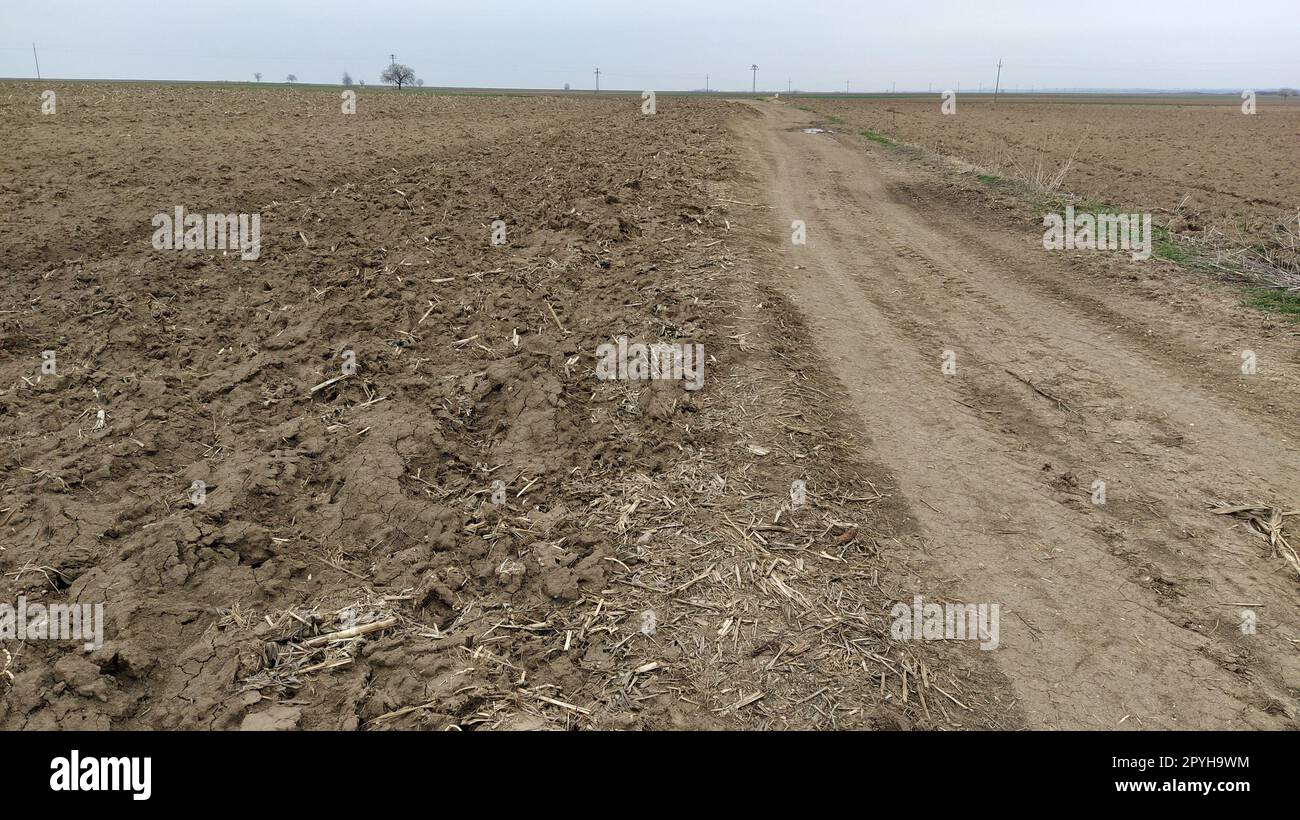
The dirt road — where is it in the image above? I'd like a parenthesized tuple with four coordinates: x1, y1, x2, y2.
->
(730, 100, 1300, 729)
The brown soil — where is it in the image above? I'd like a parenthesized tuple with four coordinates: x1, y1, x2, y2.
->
(0, 83, 1009, 730)
(730, 99, 1300, 728)
(2, 82, 1296, 730)
(797, 95, 1300, 244)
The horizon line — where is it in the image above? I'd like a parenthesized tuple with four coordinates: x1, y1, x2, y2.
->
(2, 76, 1295, 96)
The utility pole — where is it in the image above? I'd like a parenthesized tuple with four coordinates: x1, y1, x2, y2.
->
(594, 67, 600, 93)
(993, 59, 1003, 104)
(787, 77, 791, 94)
(705, 74, 709, 92)
(846, 80, 850, 94)
(390, 54, 396, 68)
(32, 43, 40, 80)
(750, 64, 758, 94)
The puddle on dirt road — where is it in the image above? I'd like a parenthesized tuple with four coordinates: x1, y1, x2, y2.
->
(801, 127, 832, 134)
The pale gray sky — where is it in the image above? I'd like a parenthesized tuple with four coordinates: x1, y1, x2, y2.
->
(2, 0, 1297, 91)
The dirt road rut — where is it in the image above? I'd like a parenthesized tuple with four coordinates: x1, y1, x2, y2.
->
(732, 101, 1300, 729)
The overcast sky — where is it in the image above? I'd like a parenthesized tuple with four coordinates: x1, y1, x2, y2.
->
(2, 0, 1297, 91)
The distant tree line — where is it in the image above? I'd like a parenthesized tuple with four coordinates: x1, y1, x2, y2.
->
(238, 63, 443, 89)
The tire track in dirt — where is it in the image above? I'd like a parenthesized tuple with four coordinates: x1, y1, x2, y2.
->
(730, 101, 1299, 729)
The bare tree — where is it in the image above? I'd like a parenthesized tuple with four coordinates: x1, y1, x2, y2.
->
(415, 78, 425, 88)
(342, 72, 353, 86)
(286, 74, 297, 84)
(381, 63, 417, 90)
(1281, 88, 1297, 101)
(254, 72, 262, 82)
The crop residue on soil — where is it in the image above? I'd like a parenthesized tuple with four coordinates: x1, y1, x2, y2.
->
(0, 84, 1004, 730)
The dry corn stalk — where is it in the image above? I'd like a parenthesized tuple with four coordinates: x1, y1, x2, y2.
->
(1211, 504, 1300, 579)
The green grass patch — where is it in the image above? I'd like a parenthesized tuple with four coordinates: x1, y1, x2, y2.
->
(862, 129, 894, 146)
(1246, 288, 1300, 321)
(1150, 226, 1191, 264)
(1154, 242, 1189, 263)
